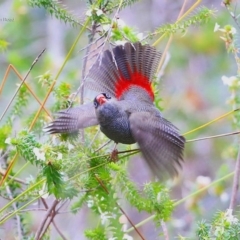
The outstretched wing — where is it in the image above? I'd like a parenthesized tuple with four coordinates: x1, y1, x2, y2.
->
(44, 102, 98, 134)
(129, 112, 185, 179)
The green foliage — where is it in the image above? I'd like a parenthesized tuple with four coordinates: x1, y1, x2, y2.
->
(0, 125, 11, 149)
(12, 130, 77, 199)
(6, 85, 30, 126)
(111, 25, 140, 43)
(114, 167, 173, 223)
(85, 227, 107, 240)
(196, 210, 240, 240)
(42, 163, 78, 199)
(27, 0, 80, 27)
(37, 71, 54, 88)
(86, 0, 141, 14)
(14, 130, 42, 166)
(0, 39, 10, 52)
(153, 7, 215, 37)
(52, 82, 72, 111)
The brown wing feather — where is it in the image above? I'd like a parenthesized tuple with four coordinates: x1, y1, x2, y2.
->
(44, 102, 98, 134)
(129, 112, 185, 179)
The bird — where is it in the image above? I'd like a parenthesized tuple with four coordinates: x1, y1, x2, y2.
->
(44, 41, 185, 179)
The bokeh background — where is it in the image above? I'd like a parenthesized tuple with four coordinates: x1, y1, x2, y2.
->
(0, 0, 239, 239)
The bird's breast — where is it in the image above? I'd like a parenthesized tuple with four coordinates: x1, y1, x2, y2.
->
(96, 103, 135, 144)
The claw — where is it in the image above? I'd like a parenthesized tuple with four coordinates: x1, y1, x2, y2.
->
(110, 143, 119, 162)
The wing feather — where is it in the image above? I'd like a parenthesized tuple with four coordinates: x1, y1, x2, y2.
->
(86, 42, 161, 100)
(44, 102, 98, 134)
(129, 112, 185, 179)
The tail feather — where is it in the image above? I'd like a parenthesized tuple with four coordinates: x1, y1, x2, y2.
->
(86, 42, 161, 100)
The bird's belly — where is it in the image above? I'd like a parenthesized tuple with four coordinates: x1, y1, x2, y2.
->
(100, 120, 135, 144)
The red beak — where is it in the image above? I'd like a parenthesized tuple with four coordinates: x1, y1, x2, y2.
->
(96, 94, 107, 105)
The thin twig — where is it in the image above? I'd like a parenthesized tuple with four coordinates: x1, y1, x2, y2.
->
(52, 221, 68, 240)
(41, 198, 68, 240)
(78, 35, 104, 53)
(0, 169, 26, 185)
(35, 199, 59, 240)
(186, 130, 240, 142)
(0, 64, 51, 117)
(98, 0, 124, 64)
(224, 3, 240, 30)
(161, 221, 169, 240)
(0, 49, 46, 122)
(94, 139, 112, 152)
(6, 185, 23, 239)
(88, 129, 101, 147)
(229, 144, 240, 210)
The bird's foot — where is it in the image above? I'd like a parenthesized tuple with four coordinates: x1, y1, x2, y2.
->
(110, 149, 119, 162)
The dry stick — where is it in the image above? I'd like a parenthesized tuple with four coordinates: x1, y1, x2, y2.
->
(0, 49, 46, 122)
(78, 35, 104, 54)
(51, 220, 68, 240)
(186, 130, 240, 142)
(88, 129, 101, 147)
(94, 139, 112, 153)
(0, 169, 26, 185)
(39, 204, 61, 240)
(94, 175, 146, 240)
(98, 0, 124, 64)
(0, 64, 51, 117)
(229, 144, 240, 210)
(41, 198, 68, 240)
(35, 199, 59, 240)
(0, 51, 47, 187)
(183, 108, 240, 136)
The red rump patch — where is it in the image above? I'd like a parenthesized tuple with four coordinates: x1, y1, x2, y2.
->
(115, 72, 154, 101)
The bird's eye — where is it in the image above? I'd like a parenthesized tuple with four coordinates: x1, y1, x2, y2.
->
(93, 99, 98, 108)
(103, 93, 111, 99)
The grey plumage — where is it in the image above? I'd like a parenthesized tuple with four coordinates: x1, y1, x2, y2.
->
(43, 102, 98, 134)
(44, 42, 185, 179)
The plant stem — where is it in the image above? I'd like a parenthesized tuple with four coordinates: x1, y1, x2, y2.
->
(229, 145, 240, 210)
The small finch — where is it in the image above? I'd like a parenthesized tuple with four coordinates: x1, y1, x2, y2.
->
(44, 42, 185, 179)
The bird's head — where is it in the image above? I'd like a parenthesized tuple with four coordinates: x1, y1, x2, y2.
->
(93, 93, 111, 109)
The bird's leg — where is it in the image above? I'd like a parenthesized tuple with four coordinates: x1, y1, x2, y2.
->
(110, 142, 119, 162)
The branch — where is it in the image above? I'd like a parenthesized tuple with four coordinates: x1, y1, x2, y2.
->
(161, 221, 169, 240)
(35, 199, 59, 240)
(0, 48, 46, 122)
(41, 198, 68, 240)
(229, 144, 240, 210)
(224, 2, 240, 31)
